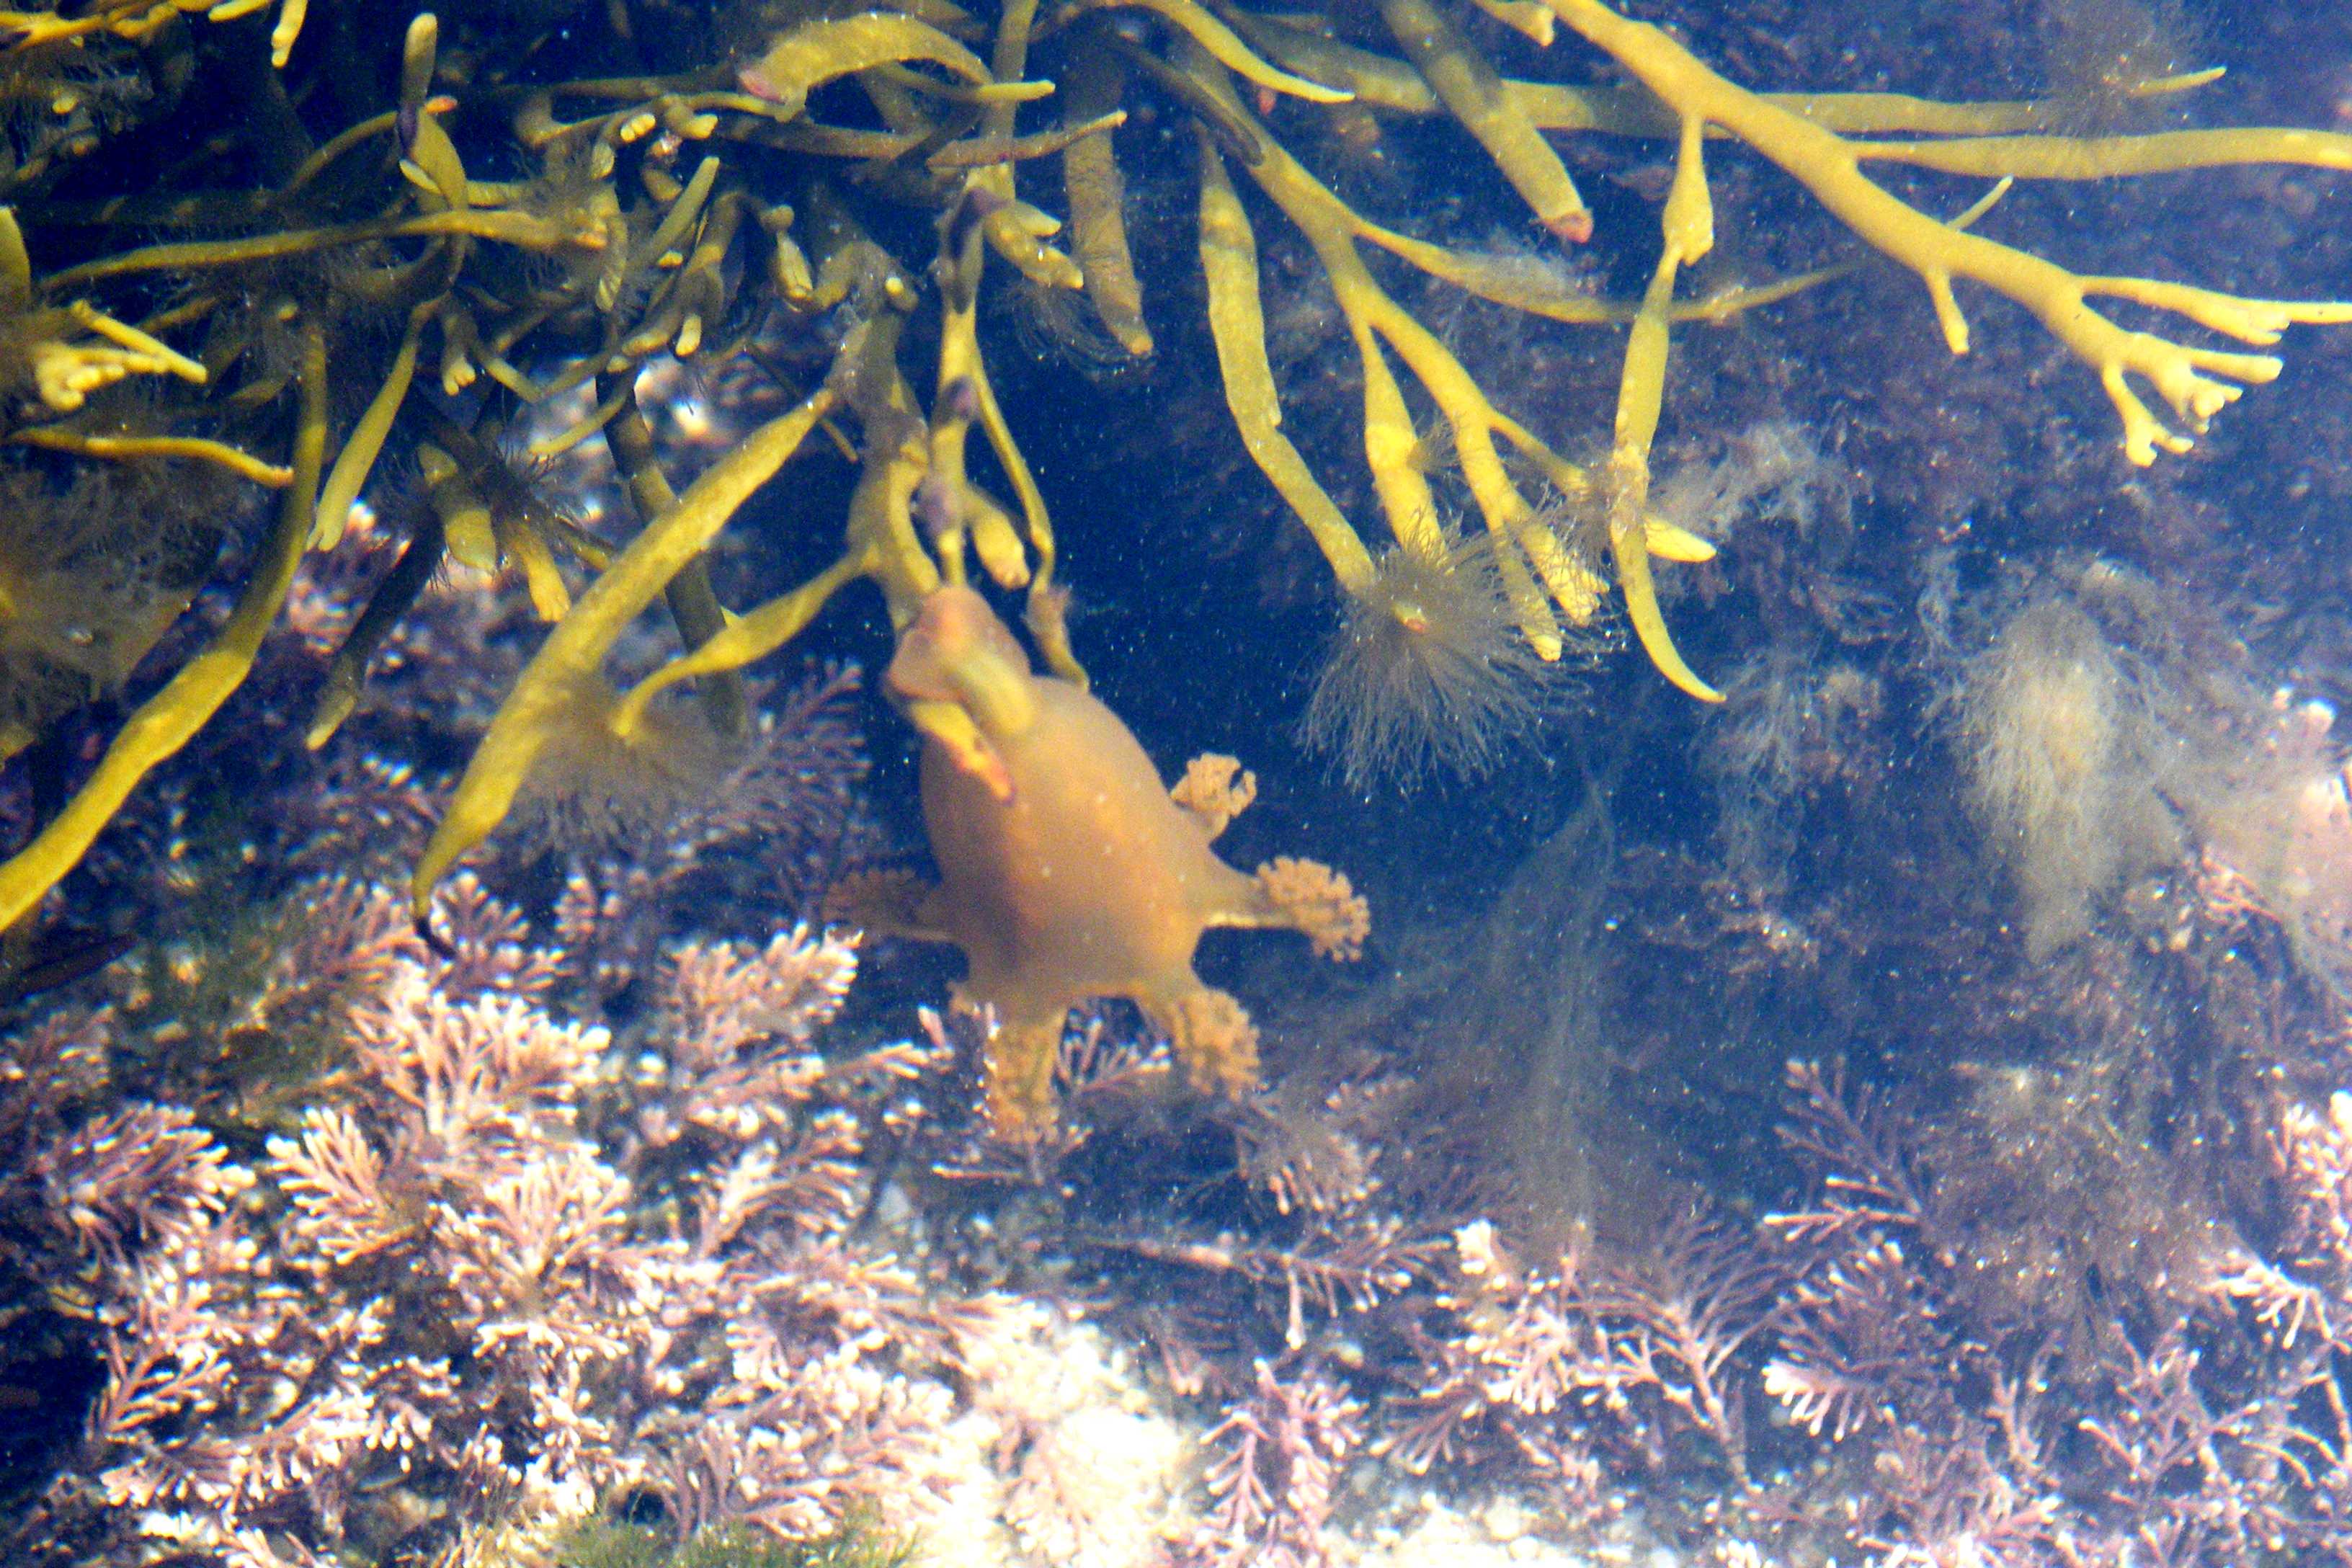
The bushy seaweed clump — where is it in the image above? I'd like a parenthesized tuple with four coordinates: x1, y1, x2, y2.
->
(553, 1518, 916, 1568)
(1651, 419, 1858, 548)
(1956, 561, 2352, 994)
(1957, 587, 2181, 958)
(0, 466, 223, 757)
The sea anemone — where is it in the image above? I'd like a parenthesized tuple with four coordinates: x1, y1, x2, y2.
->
(1301, 535, 1568, 791)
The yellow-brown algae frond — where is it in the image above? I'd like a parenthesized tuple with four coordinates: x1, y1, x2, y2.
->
(1600, 106, 1721, 703)
(1469, 0, 1556, 46)
(413, 381, 842, 923)
(8, 426, 291, 488)
(4, 0, 306, 62)
(1850, 126, 2352, 182)
(1355, 223, 1621, 326)
(932, 107, 1128, 169)
(595, 398, 747, 742)
(202, 0, 311, 68)
(1376, 0, 1592, 243)
(931, 198, 1022, 543)
(927, 184, 1074, 681)
(1193, 125, 1375, 597)
(312, 300, 431, 550)
(1061, 46, 1152, 357)
(979, 191, 1085, 293)
(1301, 538, 1564, 790)
(1224, 9, 2051, 138)
(0, 202, 205, 409)
(0, 320, 326, 932)
(1170, 754, 1256, 839)
(1046, 0, 1353, 104)
(416, 440, 496, 571)
(1187, 56, 1580, 646)
(736, 12, 994, 119)
(1250, 857, 1370, 961)
(1544, 0, 2352, 467)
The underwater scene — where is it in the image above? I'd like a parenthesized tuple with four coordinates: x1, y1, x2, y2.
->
(3, 0, 2352, 1564)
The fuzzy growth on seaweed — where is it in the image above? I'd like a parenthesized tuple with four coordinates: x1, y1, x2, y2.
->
(0, 466, 220, 757)
(2035, 0, 2209, 133)
(509, 670, 747, 850)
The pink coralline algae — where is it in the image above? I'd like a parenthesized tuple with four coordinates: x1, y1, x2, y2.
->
(16, 919, 991, 1568)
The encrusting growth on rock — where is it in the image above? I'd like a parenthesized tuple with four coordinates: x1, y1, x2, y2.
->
(850, 584, 1368, 1140)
